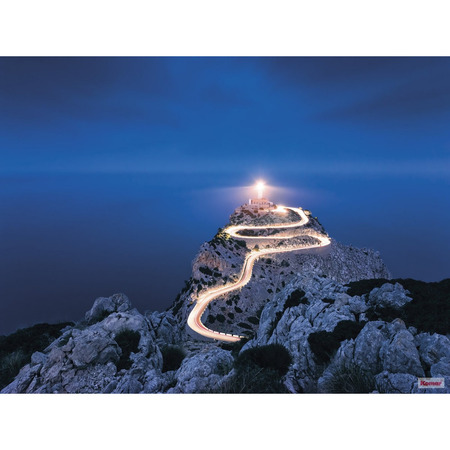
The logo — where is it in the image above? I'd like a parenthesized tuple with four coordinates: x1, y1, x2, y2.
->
(418, 377, 445, 389)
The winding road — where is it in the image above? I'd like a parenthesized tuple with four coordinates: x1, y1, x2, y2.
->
(187, 207, 331, 342)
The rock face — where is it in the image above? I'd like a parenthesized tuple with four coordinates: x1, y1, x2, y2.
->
(169, 346, 234, 393)
(2, 209, 448, 394)
(2, 294, 163, 394)
(367, 283, 412, 310)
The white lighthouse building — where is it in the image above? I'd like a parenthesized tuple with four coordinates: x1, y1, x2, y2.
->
(235, 181, 275, 215)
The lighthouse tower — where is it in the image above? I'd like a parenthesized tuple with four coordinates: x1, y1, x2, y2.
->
(248, 181, 274, 212)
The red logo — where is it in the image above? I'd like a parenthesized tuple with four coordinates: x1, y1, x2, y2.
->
(418, 378, 445, 389)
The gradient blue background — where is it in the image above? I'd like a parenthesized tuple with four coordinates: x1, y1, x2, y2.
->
(1, 57, 449, 334)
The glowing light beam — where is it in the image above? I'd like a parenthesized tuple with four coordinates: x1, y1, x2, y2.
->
(255, 180, 265, 199)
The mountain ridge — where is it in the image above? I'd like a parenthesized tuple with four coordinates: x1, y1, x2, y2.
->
(1, 206, 449, 394)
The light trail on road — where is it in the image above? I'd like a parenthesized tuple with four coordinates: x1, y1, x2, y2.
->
(187, 207, 331, 342)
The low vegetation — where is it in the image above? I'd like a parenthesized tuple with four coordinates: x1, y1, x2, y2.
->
(114, 330, 141, 371)
(308, 320, 366, 364)
(161, 345, 186, 373)
(212, 344, 292, 393)
(321, 361, 376, 393)
(346, 278, 450, 335)
(284, 289, 308, 308)
(0, 322, 73, 390)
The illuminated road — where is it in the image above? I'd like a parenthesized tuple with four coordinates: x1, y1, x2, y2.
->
(187, 207, 331, 342)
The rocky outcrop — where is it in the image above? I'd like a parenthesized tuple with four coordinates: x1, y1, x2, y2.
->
(2, 208, 448, 394)
(169, 346, 234, 393)
(242, 276, 449, 393)
(1, 294, 162, 393)
(367, 282, 412, 310)
(146, 311, 184, 346)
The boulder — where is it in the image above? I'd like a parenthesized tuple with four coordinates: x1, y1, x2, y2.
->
(85, 293, 132, 324)
(430, 357, 450, 377)
(174, 346, 234, 393)
(380, 327, 424, 377)
(368, 282, 412, 310)
(414, 333, 450, 367)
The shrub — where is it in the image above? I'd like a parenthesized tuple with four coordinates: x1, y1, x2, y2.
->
(284, 289, 307, 309)
(211, 344, 292, 393)
(247, 316, 259, 325)
(170, 293, 183, 316)
(321, 361, 376, 393)
(161, 345, 186, 373)
(237, 344, 292, 376)
(0, 350, 29, 388)
(267, 310, 283, 336)
(215, 365, 289, 393)
(347, 278, 450, 335)
(0, 321, 73, 390)
(345, 278, 390, 297)
(219, 338, 249, 357)
(114, 330, 140, 371)
(308, 320, 365, 364)
(199, 266, 213, 276)
(89, 309, 111, 324)
(238, 322, 252, 330)
(216, 314, 226, 323)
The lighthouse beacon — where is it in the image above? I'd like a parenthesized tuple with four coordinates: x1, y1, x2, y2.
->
(235, 181, 275, 215)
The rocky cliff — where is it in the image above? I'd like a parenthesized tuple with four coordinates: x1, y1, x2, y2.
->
(2, 208, 449, 394)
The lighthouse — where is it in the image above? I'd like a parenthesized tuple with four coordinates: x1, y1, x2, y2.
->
(248, 181, 274, 211)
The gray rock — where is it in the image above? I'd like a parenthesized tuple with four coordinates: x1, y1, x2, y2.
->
(146, 311, 184, 346)
(415, 333, 450, 367)
(380, 327, 424, 377)
(375, 371, 417, 393)
(2, 293, 163, 393)
(113, 376, 143, 394)
(1, 363, 39, 394)
(31, 351, 47, 366)
(353, 321, 387, 373)
(368, 282, 412, 310)
(174, 346, 234, 393)
(430, 357, 450, 377)
(85, 293, 132, 324)
(70, 334, 119, 368)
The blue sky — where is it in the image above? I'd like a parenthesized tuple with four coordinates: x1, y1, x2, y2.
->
(1, 57, 449, 334)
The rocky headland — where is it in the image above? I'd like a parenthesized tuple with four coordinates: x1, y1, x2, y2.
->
(1, 206, 449, 394)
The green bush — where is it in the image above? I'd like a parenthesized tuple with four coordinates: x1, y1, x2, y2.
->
(346, 278, 391, 297)
(0, 321, 73, 389)
(114, 330, 140, 371)
(308, 320, 365, 364)
(215, 365, 289, 393)
(321, 361, 376, 393)
(211, 344, 292, 393)
(237, 344, 292, 376)
(199, 266, 213, 276)
(284, 289, 308, 309)
(161, 345, 186, 373)
(347, 278, 450, 335)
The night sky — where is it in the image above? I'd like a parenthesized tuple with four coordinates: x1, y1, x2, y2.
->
(1, 57, 449, 335)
